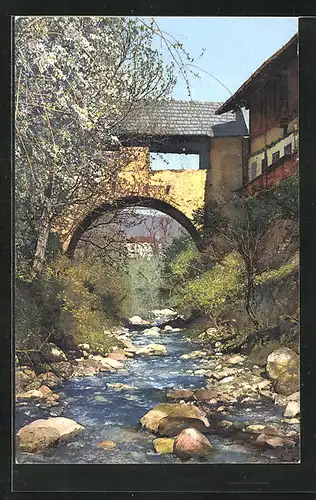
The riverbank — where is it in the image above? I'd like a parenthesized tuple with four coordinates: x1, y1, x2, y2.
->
(15, 312, 300, 464)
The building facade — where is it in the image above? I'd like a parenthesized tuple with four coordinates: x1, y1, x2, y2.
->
(216, 34, 298, 195)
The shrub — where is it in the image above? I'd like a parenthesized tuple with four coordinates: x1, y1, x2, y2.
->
(44, 253, 127, 351)
(171, 252, 245, 319)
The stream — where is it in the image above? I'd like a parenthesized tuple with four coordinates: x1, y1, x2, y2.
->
(16, 318, 291, 464)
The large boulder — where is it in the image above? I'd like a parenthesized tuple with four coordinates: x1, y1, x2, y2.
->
(17, 417, 84, 452)
(40, 343, 68, 363)
(17, 425, 60, 453)
(136, 344, 168, 357)
(140, 403, 209, 433)
(266, 348, 299, 381)
(157, 416, 209, 437)
(173, 428, 213, 459)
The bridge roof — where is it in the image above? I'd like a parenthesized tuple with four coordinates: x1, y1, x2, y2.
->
(119, 100, 248, 138)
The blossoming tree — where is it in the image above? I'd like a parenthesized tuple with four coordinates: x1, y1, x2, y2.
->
(15, 16, 180, 277)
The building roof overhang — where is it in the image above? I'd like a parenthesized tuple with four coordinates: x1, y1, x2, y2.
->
(215, 33, 298, 116)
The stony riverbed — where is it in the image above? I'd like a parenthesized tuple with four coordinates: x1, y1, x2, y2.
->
(15, 314, 300, 464)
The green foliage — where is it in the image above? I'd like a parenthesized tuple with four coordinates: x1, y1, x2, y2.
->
(45, 254, 127, 350)
(249, 170, 299, 223)
(126, 254, 165, 318)
(163, 231, 194, 271)
(255, 252, 299, 285)
(171, 252, 245, 318)
(15, 278, 45, 351)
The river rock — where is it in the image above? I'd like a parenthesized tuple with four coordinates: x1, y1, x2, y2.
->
(282, 418, 300, 424)
(194, 389, 218, 401)
(108, 352, 126, 362)
(97, 440, 116, 449)
(128, 316, 148, 326)
(72, 359, 100, 377)
(94, 395, 107, 402)
(263, 424, 285, 437)
(255, 434, 285, 449)
(142, 326, 161, 337)
(89, 355, 123, 371)
(266, 348, 299, 381)
(16, 389, 47, 399)
(245, 424, 266, 434)
(163, 325, 174, 332)
(37, 385, 53, 396)
(209, 367, 239, 381)
(275, 372, 299, 396)
(226, 355, 245, 365)
(287, 391, 300, 402)
(40, 343, 68, 363)
(140, 403, 209, 433)
(17, 425, 61, 452)
(17, 417, 84, 452)
(167, 389, 194, 401)
(108, 383, 137, 391)
(102, 357, 124, 370)
(173, 428, 213, 459)
(157, 416, 210, 437)
(255, 380, 272, 391)
(153, 437, 175, 454)
(15, 367, 37, 392)
(121, 338, 137, 352)
(180, 351, 207, 360)
(152, 308, 178, 317)
(136, 344, 167, 357)
(284, 401, 300, 418)
(50, 361, 74, 379)
(37, 371, 62, 388)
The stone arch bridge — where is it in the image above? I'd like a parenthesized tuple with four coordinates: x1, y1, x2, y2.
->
(56, 100, 248, 256)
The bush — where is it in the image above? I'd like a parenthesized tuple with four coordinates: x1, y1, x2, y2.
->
(171, 251, 245, 319)
(15, 278, 44, 352)
(44, 254, 127, 351)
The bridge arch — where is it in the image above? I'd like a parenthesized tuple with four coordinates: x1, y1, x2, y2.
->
(65, 196, 203, 258)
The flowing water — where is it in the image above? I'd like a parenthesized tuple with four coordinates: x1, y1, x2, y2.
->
(16, 319, 293, 464)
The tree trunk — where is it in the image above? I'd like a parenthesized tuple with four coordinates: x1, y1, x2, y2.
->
(31, 212, 52, 278)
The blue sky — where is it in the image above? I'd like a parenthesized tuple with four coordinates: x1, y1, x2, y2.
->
(148, 17, 298, 170)
(151, 17, 298, 102)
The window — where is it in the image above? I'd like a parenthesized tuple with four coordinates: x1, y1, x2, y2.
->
(272, 151, 280, 163)
(250, 161, 257, 181)
(261, 157, 268, 171)
(284, 143, 292, 156)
